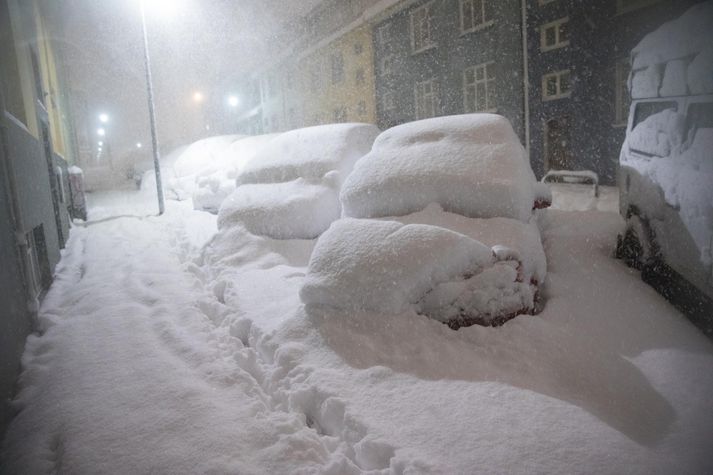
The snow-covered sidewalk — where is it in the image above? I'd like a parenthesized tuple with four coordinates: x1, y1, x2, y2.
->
(2, 190, 712, 474)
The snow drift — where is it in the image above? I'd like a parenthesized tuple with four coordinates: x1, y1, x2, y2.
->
(340, 114, 539, 222)
(300, 218, 534, 326)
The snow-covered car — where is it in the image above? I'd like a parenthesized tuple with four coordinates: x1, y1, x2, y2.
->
(302, 114, 550, 328)
(217, 123, 379, 239)
(616, 2, 713, 313)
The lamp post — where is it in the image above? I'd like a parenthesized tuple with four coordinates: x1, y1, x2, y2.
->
(139, 0, 165, 215)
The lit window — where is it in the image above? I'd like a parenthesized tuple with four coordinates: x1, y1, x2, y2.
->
(464, 62, 496, 112)
(414, 79, 439, 119)
(540, 17, 569, 51)
(460, 0, 492, 33)
(542, 70, 572, 100)
(410, 2, 435, 53)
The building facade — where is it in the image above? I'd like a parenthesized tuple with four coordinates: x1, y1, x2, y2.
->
(0, 0, 79, 440)
(373, 0, 526, 137)
(526, 0, 702, 184)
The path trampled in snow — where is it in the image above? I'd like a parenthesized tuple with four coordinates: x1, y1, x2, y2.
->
(2, 191, 713, 474)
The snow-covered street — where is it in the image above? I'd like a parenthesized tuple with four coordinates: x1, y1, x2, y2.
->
(2, 187, 712, 474)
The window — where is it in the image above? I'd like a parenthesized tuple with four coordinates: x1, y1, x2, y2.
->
(377, 24, 392, 46)
(333, 106, 347, 123)
(414, 79, 439, 119)
(542, 70, 571, 100)
(614, 58, 631, 126)
(354, 42, 363, 55)
(632, 101, 676, 129)
(357, 100, 367, 116)
(460, 0, 492, 33)
(617, 0, 662, 14)
(331, 53, 344, 84)
(355, 68, 365, 85)
(410, 2, 435, 53)
(464, 62, 496, 112)
(540, 17, 569, 51)
(538, 0, 558, 5)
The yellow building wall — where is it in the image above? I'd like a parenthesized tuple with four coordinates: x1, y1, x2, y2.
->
(298, 26, 377, 127)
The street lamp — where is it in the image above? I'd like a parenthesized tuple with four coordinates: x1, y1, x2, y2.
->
(227, 95, 239, 108)
(192, 91, 205, 104)
(99, 113, 109, 123)
(97, 128, 106, 136)
(139, 0, 165, 215)
(136, 142, 143, 149)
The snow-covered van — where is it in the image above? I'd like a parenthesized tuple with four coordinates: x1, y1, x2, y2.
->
(617, 1, 713, 315)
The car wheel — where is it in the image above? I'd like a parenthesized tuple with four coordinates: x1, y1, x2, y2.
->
(619, 215, 654, 270)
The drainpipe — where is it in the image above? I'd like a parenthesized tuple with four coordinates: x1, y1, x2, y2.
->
(0, 93, 39, 317)
(521, 0, 531, 157)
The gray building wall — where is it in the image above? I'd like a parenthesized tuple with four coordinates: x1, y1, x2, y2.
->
(526, 0, 703, 185)
(373, 0, 526, 138)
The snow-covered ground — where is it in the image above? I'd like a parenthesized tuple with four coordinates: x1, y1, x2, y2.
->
(2, 182, 712, 474)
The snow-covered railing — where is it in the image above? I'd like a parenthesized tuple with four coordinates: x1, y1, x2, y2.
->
(541, 169, 599, 197)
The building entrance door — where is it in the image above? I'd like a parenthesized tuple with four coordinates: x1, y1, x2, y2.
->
(545, 116, 573, 170)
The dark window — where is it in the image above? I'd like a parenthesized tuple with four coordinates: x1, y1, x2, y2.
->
(632, 101, 677, 128)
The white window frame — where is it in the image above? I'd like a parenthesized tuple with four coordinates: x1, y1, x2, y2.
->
(463, 62, 496, 113)
(542, 70, 571, 101)
(459, 0, 493, 34)
(414, 78, 439, 119)
(616, 0, 662, 14)
(540, 17, 569, 52)
(614, 58, 631, 126)
(410, 1, 436, 54)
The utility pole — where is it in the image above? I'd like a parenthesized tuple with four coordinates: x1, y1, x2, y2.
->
(139, 0, 165, 215)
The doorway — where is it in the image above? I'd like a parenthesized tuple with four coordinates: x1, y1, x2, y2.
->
(544, 116, 573, 170)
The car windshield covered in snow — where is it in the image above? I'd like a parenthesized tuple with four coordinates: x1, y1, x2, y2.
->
(1, 1, 713, 474)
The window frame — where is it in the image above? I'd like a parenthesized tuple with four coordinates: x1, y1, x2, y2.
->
(410, 1, 436, 54)
(614, 58, 631, 127)
(459, 0, 494, 34)
(463, 61, 497, 113)
(414, 78, 439, 120)
(542, 70, 572, 101)
(540, 17, 570, 52)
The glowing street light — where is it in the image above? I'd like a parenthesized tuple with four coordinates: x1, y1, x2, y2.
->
(227, 95, 239, 108)
(98, 141, 104, 146)
(192, 91, 205, 104)
(97, 128, 106, 136)
(136, 142, 143, 148)
(98, 113, 109, 123)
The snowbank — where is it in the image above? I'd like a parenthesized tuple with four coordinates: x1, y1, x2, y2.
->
(217, 124, 378, 239)
(217, 178, 341, 240)
(630, 1, 713, 98)
(238, 123, 379, 186)
(173, 135, 243, 178)
(192, 134, 278, 212)
(301, 218, 533, 325)
(340, 114, 538, 222)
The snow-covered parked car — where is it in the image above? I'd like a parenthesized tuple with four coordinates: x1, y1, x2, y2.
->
(617, 1, 713, 312)
(217, 123, 379, 239)
(301, 114, 550, 328)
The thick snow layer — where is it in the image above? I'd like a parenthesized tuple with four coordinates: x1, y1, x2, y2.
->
(390, 203, 547, 285)
(2, 190, 713, 474)
(173, 135, 243, 178)
(341, 114, 538, 222)
(237, 123, 379, 186)
(632, 1, 713, 71)
(623, 109, 713, 269)
(630, 1, 713, 98)
(627, 108, 685, 157)
(217, 178, 341, 239)
(300, 217, 532, 323)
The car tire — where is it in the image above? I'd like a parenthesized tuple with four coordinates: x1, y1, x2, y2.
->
(618, 214, 655, 270)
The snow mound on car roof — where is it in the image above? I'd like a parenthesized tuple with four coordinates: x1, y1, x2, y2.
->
(217, 178, 341, 240)
(340, 114, 537, 222)
(173, 135, 244, 178)
(217, 124, 378, 239)
(192, 134, 278, 212)
(238, 123, 379, 185)
(630, 1, 713, 98)
(300, 218, 534, 324)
